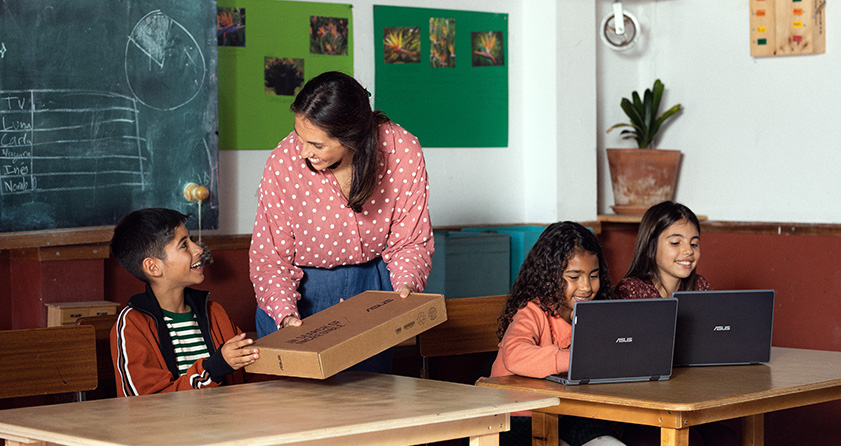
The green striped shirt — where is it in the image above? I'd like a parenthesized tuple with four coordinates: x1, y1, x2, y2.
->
(162, 308, 210, 375)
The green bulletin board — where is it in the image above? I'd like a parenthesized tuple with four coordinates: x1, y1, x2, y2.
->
(217, 1, 353, 150)
(374, 6, 508, 148)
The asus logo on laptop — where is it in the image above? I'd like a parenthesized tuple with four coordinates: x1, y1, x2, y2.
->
(615, 337, 633, 343)
(713, 325, 731, 331)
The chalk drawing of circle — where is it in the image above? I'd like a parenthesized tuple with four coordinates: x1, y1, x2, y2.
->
(125, 10, 206, 111)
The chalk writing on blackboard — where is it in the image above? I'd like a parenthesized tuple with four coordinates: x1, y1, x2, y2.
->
(0, 90, 147, 195)
(126, 11, 206, 111)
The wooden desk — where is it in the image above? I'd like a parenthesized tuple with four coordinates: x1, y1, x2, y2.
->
(476, 347, 841, 446)
(0, 372, 559, 446)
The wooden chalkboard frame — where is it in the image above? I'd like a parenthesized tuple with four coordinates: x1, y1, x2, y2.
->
(0, 226, 112, 261)
(0, 228, 254, 260)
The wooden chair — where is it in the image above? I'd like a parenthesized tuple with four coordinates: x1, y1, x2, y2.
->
(0, 325, 97, 401)
(76, 314, 118, 399)
(416, 295, 508, 380)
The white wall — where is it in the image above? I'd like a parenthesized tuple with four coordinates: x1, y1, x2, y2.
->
(197, 0, 841, 235)
(214, 0, 600, 234)
(597, 0, 841, 223)
(554, 2, 598, 221)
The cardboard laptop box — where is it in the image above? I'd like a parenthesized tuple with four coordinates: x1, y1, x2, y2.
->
(246, 291, 447, 379)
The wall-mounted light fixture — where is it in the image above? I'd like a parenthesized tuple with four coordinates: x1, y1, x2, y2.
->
(600, 1, 639, 51)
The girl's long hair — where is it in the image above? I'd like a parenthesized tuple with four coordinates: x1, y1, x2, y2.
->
(497, 222, 611, 340)
(291, 71, 390, 213)
(623, 201, 701, 291)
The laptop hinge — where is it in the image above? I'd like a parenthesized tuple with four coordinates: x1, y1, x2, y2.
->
(579, 379, 590, 385)
(649, 375, 661, 381)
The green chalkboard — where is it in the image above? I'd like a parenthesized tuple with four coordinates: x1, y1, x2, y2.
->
(0, 1, 218, 233)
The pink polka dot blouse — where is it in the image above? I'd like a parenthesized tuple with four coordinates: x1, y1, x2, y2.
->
(249, 121, 434, 326)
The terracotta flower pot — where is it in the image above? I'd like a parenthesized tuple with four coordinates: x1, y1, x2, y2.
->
(606, 148, 682, 215)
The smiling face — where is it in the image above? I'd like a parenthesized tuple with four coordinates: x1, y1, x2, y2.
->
(655, 219, 700, 293)
(157, 223, 205, 288)
(294, 114, 353, 171)
(559, 249, 601, 323)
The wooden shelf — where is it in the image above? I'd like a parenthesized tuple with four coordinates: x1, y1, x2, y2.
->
(598, 214, 709, 224)
(46, 301, 120, 327)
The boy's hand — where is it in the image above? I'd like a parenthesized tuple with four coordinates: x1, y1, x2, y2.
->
(220, 332, 259, 371)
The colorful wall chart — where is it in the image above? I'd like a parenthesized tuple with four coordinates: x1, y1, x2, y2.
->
(217, 1, 353, 150)
(750, 0, 826, 57)
(374, 6, 508, 148)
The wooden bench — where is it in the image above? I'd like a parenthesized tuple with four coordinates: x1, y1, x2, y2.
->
(0, 325, 97, 401)
(416, 295, 507, 380)
(76, 314, 118, 399)
(76, 314, 117, 380)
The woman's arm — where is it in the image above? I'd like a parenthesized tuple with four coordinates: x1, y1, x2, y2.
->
(249, 142, 305, 328)
(380, 124, 434, 294)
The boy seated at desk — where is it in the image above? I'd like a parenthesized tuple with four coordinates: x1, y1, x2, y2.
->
(110, 208, 260, 396)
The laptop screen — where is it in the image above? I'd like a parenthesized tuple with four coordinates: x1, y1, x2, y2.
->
(562, 298, 678, 384)
(671, 290, 775, 366)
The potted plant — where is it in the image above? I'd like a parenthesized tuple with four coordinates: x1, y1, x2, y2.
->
(605, 79, 683, 215)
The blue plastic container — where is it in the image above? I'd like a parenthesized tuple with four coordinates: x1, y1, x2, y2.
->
(462, 225, 547, 287)
(424, 231, 510, 299)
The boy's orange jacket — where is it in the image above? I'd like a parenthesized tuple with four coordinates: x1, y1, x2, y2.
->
(111, 285, 247, 396)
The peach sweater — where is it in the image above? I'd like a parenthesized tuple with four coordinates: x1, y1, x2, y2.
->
(490, 301, 572, 379)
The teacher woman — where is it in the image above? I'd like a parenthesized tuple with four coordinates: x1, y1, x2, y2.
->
(249, 71, 434, 371)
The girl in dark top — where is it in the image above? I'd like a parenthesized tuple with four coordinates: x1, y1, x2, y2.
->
(614, 201, 710, 300)
(616, 201, 738, 446)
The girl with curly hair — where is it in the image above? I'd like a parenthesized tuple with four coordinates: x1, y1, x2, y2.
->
(490, 221, 624, 446)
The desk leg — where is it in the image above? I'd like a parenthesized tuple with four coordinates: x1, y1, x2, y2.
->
(531, 412, 559, 446)
(661, 427, 690, 446)
(741, 414, 764, 446)
(468, 433, 499, 446)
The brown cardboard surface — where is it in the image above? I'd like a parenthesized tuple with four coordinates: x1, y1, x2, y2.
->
(246, 291, 446, 379)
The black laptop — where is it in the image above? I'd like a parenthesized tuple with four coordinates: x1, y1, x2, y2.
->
(545, 298, 678, 385)
(671, 290, 775, 366)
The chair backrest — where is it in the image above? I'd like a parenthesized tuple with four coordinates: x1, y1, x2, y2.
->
(0, 325, 97, 399)
(417, 295, 507, 358)
(76, 314, 118, 383)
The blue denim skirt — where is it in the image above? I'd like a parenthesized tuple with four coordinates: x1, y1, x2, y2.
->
(255, 257, 394, 373)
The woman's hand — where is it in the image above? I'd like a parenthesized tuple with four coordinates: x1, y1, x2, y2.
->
(397, 284, 412, 299)
(280, 315, 302, 328)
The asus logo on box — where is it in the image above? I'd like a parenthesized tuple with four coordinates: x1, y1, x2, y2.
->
(616, 337, 633, 343)
(713, 325, 731, 331)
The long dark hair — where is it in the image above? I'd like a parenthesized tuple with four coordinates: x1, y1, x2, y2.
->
(497, 222, 611, 340)
(624, 201, 701, 291)
(291, 71, 390, 213)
